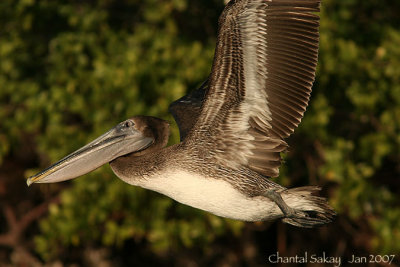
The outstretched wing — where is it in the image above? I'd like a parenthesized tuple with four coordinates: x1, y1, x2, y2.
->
(188, 0, 321, 177)
(169, 79, 208, 141)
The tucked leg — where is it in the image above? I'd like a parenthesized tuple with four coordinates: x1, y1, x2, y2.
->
(263, 189, 335, 228)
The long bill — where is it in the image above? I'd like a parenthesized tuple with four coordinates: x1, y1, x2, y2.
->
(27, 120, 153, 186)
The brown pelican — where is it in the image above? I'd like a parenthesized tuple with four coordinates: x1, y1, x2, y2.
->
(28, 0, 335, 227)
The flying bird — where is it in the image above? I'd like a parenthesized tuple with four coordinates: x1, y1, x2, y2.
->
(28, 0, 335, 227)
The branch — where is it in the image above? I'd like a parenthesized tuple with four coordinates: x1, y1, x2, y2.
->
(0, 196, 60, 248)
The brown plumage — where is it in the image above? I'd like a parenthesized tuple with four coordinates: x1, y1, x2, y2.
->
(169, 79, 208, 141)
(178, 0, 320, 178)
(28, 0, 335, 228)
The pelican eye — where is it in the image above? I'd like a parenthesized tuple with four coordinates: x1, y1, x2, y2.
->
(124, 120, 134, 128)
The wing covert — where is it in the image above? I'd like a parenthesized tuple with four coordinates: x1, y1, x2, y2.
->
(187, 0, 321, 178)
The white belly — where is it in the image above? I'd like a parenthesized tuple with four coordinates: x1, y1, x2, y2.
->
(134, 170, 282, 221)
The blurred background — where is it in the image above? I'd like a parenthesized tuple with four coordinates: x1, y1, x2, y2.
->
(1, 0, 399, 266)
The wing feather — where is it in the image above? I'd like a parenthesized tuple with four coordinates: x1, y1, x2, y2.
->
(186, 0, 321, 177)
(169, 80, 208, 141)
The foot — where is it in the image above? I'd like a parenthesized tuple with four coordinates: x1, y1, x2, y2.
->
(264, 189, 334, 228)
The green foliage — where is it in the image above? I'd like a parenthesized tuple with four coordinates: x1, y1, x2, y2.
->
(309, 0, 400, 254)
(35, 169, 243, 260)
(1, 0, 243, 261)
(1, 0, 399, 262)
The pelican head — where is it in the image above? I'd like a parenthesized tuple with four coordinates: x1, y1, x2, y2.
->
(27, 116, 169, 186)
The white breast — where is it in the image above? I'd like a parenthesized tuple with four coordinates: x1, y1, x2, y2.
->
(132, 169, 282, 221)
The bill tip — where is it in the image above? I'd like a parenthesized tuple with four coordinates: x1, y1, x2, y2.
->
(26, 178, 34, 187)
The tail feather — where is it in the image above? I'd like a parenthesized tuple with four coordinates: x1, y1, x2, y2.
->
(280, 186, 336, 228)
